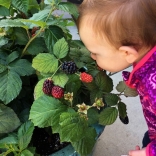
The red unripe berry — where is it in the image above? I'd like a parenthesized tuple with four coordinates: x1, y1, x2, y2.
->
(80, 72, 93, 83)
(51, 86, 64, 99)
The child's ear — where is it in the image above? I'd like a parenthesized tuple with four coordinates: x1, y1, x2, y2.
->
(119, 46, 139, 63)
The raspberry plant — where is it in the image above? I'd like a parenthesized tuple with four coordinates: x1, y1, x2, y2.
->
(0, 0, 138, 155)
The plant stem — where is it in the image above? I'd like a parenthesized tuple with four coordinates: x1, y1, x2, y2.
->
(45, 6, 55, 22)
(21, 28, 43, 57)
(21, 4, 56, 58)
(51, 64, 62, 78)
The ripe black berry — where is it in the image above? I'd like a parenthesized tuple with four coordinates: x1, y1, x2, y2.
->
(42, 79, 54, 95)
(61, 61, 77, 74)
(119, 115, 129, 124)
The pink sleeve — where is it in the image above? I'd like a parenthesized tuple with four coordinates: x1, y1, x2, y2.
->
(146, 142, 156, 156)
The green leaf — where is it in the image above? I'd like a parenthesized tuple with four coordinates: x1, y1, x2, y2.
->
(0, 104, 20, 133)
(21, 19, 46, 28)
(0, 19, 26, 28)
(118, 102, 127, 119)
(0, 64, 7, 73)
(53, 73, 69, 88)
(0, 6, 10, 16)
(87, 108, 99, 125)
(0, 0, 11, 8)
(124, 86, 138, 97)
(18, 121, 34, 151)
(53, 38, 68, 59)
(116, 81, 126, 92)
(29, 95, 68, 127)
(28, 8, 50, 28)
(20, 149, 34, 156)
(0, 71, 22, 104)
(0, 135, 18, 148)
(95, 71, 113, 92)
(65, 74, 81, 95)
(6, 51, 19, 64)
(34, 78, 46, 100)
(99, 107, 118, 125)
(58, 2, 79, 19)
(104, 94, 119, 106)
(84, 81, 98, 91)
(32, 53, 58, 73)
(12, 0, 29, 14)
(72, 127, 96, 156)
(59, 112, 88, 142)
(44, 26, 64, 53)
(90, 90, 103, 104)
(13, 27, 29, 45)
(0, 36, 8, 47)
(27, 37, 47, 55)
(9, 59, 35, 76)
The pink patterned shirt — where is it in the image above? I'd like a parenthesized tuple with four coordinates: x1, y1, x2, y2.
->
(122, 46, 156, 156)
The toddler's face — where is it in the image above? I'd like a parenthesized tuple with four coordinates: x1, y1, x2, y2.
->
(79, 20, 131, 72)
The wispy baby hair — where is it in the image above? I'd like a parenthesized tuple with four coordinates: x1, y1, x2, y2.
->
(78, 0, 156, 49)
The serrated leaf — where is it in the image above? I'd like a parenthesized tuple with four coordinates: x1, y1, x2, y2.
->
(6, 51, 19, 64)
(0, 19, 26, 28)
(118, 102, 127, 119)
(90, 90, 103, 104)
(44, 26, 64, 53)
(18, 121, 34, 151)
(0, 71, 22, 104)
(95, 71, 113, 92)
(32, 53, 58, 73)
(0, 37, 8, 47)
(124, 86, 138, 97)
(99, 107, 118, 125)
(0, 135, 18, 148)
(116, 81, 126, 92)
(34, 78, 46, 100)
(58, 2, 79, 19)
(27, 37, 47, 55)
(29, 95, 68, 127)
(30, 8, 50, 20)
(0, 104, 20, 133)
(104, 94, 119, 106)
(13, 27, 29, 45)
(21, 19, 46, 28)
(20, 149, 34, 156)
(9, 59, 35, 76)
(0, 0, 11, 8)
(53, 38, 68, 59)
(84, 81, 98, 91)
(65, 74, 81, 95)
(72, 127, 96, 156)
(59, 112, 88, 142)
(87, 108, 99, 125)
(28, 8, 50, 28)
(53, 73, 69, 88)
(12, 0, 29, 14)
(0, 6, 10, 16)
(0, 64, 7, 73)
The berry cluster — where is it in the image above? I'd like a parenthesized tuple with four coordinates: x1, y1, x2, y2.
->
(61, 61, 77, 74)
(42, 79, 64, 99)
